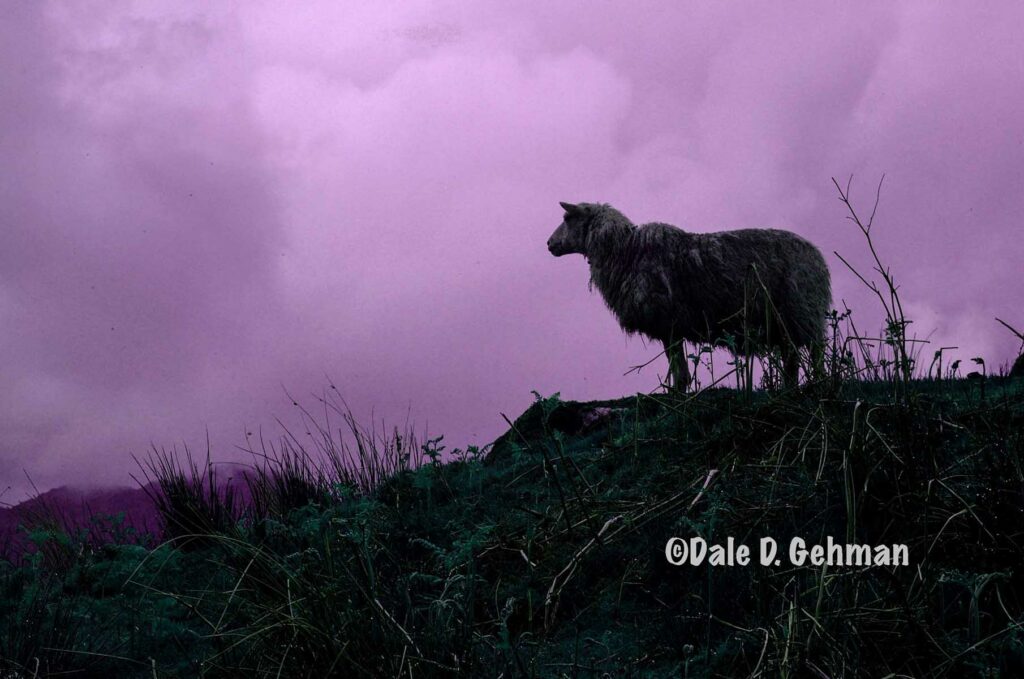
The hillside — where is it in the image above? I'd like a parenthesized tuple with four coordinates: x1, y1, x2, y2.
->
(1, 377, 1023, 677)
(0, 486, 157, 554)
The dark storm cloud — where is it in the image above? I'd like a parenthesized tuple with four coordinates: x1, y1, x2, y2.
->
(2, 1, 1022, 494)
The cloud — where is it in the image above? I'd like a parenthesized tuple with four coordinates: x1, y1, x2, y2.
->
(2, 1, 1023, 494)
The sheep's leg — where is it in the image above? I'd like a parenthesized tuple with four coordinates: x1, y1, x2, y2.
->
(678, 354, 691, 390)
(666, 341, 690, 391)
(809, 341, 825, 382)
(782, 345, 800, 389)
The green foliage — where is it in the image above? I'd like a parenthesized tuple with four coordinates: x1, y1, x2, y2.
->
(1, 377, 1023, 676)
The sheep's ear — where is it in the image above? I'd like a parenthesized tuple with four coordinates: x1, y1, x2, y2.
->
(559, 201, 580, 214)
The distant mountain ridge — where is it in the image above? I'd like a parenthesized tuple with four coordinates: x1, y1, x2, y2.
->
(0, 485, 158, 556)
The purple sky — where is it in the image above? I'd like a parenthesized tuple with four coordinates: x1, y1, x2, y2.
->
(3, 2, 1023, 496)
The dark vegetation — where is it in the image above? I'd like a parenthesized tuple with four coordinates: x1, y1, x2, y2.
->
(3, 179, 1024, 677)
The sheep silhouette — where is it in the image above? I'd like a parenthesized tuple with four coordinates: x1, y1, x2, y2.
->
(548, 202, 832, 389)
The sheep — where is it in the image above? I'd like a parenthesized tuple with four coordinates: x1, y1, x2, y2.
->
(547, 202, 832, 389)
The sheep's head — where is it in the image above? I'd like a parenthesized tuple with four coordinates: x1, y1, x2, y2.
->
(548, 202, 597, 257)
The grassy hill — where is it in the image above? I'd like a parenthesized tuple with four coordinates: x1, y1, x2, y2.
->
(2, 375, 1023, 677)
